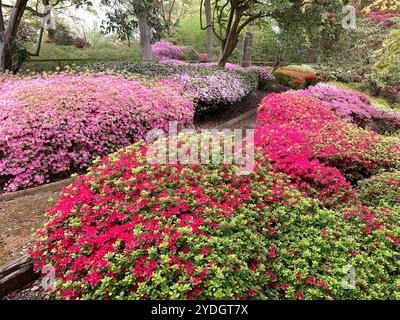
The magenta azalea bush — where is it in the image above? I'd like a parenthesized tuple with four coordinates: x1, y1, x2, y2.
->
(305, 84, 400, 134)
(30, 90, 400, 300)
(152, 40, 186, 61)
(255, 91, 399, 205)
(0, 74, 194, 193)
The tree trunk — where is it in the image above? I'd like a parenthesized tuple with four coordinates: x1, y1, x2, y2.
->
(242, 32, 253, 67)
(217, 35, 239, 68)
(0, 0, 28, 72)
(138, 15, 153, 62)
(204, 0, 213, 61)
(0, 42, 12, 71)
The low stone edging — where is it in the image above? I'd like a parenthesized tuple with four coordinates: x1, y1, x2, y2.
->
(0, 177, 76, 202)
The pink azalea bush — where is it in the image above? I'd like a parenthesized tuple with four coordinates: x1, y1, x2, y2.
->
(0, 74, 194, 193)
(305, 84, 400, 134)
(83, 61, 259, 114)
(152, 40, 186, 61)
(159, 59, 275, 84)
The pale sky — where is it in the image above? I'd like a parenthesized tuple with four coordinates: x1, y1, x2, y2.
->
(61, 0, 107, 32)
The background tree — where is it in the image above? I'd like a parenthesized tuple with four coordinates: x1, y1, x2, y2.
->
(201, 0, 213, 60)
(202, 0, 347, 67)
(101, 0, 190, 61)
(0, 0, 91, 72)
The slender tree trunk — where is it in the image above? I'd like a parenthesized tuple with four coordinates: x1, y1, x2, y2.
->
(138, 15, 153, 62)
(242, 32, 252, 67)
(204, 0, 213, 61)
(217, 37, 238, 68)
(217, 7, 244, 68)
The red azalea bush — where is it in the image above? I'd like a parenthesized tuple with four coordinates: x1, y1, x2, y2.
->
(31, 137, 400, 299)
(255, 92, 399, 197)
(358, 171, 400, 208)
(0, 74, 194, 193)
(31, 139, 304, 299)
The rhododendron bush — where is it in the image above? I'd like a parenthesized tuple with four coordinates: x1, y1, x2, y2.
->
(305, 84, 400, 135)
(0, 74, 194, 193)
(31, 135, 400, 299)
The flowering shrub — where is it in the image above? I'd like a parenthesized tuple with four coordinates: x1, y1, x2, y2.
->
(158, 60, 275, 89)
(358, 171, 400, 208)
(31, 136, 400, 300)
(31, 139, 304, 299)
(197, 53, 208, 62)
(306, 84, 400, 134)
(0, 74, 194, 193)
(255, 92, 400, 192)
(152, 40, 185, 61)
(80, 62, 258, 114)
(262, 204, 400, 299)
(272, 67, 319, 89)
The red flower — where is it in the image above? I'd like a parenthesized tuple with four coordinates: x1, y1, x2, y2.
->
(295, 291, 304, 300)
(306, 276, 315, 285)
(248, 289, 256, 297)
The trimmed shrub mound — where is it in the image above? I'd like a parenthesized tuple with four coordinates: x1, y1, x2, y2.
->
(271, 66, 319, 89)
(152, 40, 186, 61)
(80, 62, 259, 114)
(358, 171, 400, 208)
(305, 84, 400, 134)
(0, 74, 194, 193)
(31, 136, 400, 299)
(31, 139, 302, 299)
(255, 92, 399, 195)
(159, 60, 275, 86)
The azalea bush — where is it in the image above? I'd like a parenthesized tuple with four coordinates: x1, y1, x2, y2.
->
(271, 66, 319, 89)
(358, 171, 400, 208)
(255, 92, 400, 189)
(31, 138, 302, 299)
(0, 74, 194, 193)
(31, 135, 400, 300)
(305, 84, 400, 135)
(151, 40, 186, 61)
(159, 60, 275, 88)
(80, 62, 259, 114)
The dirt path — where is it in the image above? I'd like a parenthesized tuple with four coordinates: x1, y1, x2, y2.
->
(0, 191, 60, 265)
